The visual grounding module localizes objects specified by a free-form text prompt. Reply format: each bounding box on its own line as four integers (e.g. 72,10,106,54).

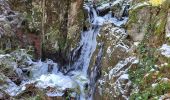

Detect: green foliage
129,42,156,79
130,82,170,100
128,41,160,99
128,7,170,97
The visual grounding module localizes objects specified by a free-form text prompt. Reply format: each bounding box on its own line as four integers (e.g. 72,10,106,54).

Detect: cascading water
0,0,130,100
72,5,102,73
70,1,129,99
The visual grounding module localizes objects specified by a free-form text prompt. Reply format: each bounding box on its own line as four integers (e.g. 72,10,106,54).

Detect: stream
0,0,131,100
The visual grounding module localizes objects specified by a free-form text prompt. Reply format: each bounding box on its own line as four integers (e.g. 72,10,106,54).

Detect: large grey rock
127,5,150,42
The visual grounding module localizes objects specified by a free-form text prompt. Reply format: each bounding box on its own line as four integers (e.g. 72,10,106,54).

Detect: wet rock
41,0,85,65
96,23,131,72
96,57,137,100
0,0,85,62
0,50,88,99
90,19,132,99
0,0,41,58
0,49,33,85
111,0,130,20
96,0,130,18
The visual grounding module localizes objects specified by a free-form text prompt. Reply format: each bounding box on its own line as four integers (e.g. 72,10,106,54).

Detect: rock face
1,0,170,99
0,0,85,65
91,0,170,99
41,0,84,66
98,23,130,68
126,0,170,100
127,6,150,42
86,0,134,99
0,50,88,100
0,1,22,54
93,22,133,100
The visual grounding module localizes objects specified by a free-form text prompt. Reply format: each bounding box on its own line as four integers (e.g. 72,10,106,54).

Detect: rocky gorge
0,0,170,100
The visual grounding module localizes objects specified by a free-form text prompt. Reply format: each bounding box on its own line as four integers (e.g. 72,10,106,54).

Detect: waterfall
71,1,129,99
0,0,130,100
70,5,104,99
73,7,102,74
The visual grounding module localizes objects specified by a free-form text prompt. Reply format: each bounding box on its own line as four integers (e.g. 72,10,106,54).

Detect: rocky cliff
0,0,84,66
1,0,170,100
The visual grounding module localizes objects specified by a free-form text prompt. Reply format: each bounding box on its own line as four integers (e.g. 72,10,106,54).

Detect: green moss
127,2,151,25
151,9,167,35
130,82,170,100
128,10,138,24
128,54,156,85
128,2,170,99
